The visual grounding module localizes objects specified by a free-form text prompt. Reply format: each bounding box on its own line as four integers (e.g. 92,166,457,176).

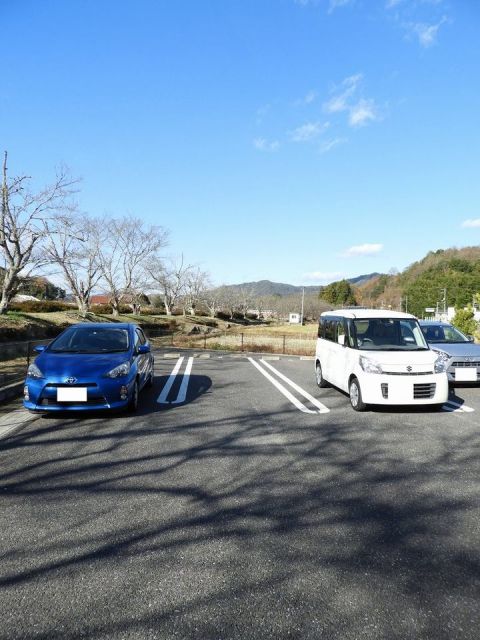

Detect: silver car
419,320,480,384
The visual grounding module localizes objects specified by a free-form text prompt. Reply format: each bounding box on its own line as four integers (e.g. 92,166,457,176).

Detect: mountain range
219,273,382,297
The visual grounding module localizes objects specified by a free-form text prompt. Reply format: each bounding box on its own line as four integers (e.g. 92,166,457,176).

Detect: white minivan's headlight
27,363,44,379
359,355,383,374
105,362,131,378
434,354,447,374
433,348,450,363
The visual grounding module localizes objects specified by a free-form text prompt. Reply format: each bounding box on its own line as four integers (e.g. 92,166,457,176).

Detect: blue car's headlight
27,363,44,379
105,362,131,378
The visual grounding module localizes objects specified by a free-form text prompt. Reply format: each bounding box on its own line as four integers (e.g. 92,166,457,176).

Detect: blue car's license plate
57,388,87,402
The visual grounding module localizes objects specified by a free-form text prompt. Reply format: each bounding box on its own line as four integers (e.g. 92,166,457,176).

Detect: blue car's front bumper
23,376,135,412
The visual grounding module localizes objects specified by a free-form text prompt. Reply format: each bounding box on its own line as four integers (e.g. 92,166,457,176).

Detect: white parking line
259,359,330,414
442,400,475,413
248,358,329,414
157,357,184,404
171,357,194,404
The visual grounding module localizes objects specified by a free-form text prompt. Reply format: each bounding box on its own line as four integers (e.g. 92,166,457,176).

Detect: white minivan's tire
315,361,329,388
349,377,367,412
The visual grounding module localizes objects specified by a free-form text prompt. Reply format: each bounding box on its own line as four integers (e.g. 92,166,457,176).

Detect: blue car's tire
127,380,139,412
146,366,154,388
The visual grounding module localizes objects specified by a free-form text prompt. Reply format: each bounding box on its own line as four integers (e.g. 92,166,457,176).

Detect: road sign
425,307,435,312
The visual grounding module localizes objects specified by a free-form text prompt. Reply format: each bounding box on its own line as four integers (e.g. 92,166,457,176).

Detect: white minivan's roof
320,308,416,320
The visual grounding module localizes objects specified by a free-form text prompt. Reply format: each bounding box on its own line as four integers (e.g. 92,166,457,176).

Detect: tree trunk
0,269,18,314
0,296,9,315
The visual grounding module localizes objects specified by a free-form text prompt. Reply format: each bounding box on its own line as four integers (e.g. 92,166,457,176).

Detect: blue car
23,323,154,412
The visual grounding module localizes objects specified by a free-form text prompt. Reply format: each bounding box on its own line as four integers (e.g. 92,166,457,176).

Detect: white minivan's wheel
349,377,367,412
315,361,329,388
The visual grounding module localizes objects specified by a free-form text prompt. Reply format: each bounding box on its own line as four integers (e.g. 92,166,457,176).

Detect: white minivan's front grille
413,383,436,399
384,371,433,376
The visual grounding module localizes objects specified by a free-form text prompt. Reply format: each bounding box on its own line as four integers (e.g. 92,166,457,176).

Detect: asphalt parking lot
1,348,480,639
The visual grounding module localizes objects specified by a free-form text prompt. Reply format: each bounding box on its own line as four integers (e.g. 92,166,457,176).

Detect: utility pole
300,286,305,325
441,288,447,315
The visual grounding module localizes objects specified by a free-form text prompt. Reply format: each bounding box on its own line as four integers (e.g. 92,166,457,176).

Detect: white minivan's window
353,318,428,351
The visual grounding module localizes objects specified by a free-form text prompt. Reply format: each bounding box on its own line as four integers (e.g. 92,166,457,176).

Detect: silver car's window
422,324,469,343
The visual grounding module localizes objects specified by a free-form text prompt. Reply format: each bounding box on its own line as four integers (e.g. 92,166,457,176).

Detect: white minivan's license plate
455,368,477,382
57,387,87,402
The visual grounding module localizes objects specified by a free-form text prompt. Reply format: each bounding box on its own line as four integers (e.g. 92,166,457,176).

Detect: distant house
289,313,301,324
90,294,111,305
12,294,40,302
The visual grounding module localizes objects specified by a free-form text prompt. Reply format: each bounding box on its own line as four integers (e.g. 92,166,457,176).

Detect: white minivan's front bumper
358,371,449,406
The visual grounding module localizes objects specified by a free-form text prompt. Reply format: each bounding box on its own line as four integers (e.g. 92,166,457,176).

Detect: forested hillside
354,247,480,317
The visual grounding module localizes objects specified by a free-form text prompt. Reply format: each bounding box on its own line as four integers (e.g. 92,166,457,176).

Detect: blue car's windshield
49,328,130,353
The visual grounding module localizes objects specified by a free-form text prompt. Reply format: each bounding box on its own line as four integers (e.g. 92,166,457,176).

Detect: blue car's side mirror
34,345,47,353
137,344,150,354
467,335,475,343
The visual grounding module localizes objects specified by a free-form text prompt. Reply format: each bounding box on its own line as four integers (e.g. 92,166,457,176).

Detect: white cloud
385,0,404,8
348,98,378,127
303,271,344,283
328,0,354,12
343,243,383,257
406,16,447,48
253,137,280,152
461,219,480,228
324,75,379,129
289,121,330,142
255,104,271,125
294,90,318,106
324,73,363,114
319,137,347,153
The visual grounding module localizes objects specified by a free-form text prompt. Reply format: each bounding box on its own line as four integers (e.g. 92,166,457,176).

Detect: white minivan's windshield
353,318,428,351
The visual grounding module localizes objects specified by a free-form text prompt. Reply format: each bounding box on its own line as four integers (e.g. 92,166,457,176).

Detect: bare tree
237,286,255,319
146,255,192,316
0,152,76,314
97,215,168,316
181,267,210,316
43,212,102,316
202,285,226,319
216,286,241,320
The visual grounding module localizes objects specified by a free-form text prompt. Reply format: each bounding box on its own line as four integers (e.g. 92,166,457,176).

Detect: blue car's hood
35,351,131,379
429,342,480,358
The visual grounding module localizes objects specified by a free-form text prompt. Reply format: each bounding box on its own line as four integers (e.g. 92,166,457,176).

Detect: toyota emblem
65,377,77,384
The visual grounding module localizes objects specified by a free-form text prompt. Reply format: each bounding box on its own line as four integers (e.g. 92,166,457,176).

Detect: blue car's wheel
127,380,139,412
146,365,154,388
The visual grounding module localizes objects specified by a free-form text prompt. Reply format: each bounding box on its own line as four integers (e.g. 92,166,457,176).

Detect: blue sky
1,0,479,287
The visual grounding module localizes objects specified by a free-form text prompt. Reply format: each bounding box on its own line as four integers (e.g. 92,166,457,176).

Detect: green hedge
9,300,72,312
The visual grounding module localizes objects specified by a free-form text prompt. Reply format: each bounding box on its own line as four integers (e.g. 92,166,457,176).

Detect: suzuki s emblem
65,377,77,384
406,366,412,372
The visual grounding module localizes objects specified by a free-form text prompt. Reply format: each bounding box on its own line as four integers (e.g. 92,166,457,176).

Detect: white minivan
315,309,449,411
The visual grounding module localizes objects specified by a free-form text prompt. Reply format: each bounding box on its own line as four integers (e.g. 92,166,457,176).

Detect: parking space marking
171,357,194,404
157,357,184,404
259,359,330,414
442,400,475,413
248,357,329,414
